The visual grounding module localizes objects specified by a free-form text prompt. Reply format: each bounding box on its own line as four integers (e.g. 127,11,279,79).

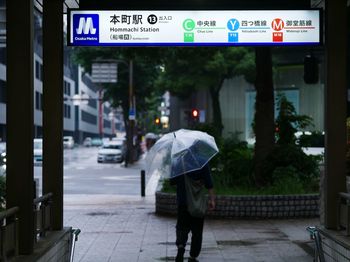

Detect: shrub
260,144,320,189
265,167,306,194
213,134,254,188
275,94,313,145
298,131,324,147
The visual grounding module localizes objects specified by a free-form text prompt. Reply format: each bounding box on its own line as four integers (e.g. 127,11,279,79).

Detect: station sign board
68,10,321,46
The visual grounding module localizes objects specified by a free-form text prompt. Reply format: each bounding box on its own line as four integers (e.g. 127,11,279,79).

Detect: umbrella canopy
146,129,219,178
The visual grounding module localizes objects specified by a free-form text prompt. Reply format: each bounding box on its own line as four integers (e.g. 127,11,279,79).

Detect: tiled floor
64,195,317,262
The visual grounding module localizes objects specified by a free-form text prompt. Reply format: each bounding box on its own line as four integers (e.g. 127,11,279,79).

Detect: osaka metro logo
73,14,99,45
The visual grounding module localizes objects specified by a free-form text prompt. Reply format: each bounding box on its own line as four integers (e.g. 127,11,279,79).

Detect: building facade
0,6,123,143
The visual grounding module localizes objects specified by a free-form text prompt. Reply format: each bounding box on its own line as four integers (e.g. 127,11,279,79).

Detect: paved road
34,146,149,196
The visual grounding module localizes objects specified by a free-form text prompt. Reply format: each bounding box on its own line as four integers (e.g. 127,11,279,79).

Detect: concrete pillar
42,0,63,230
6,0,35,254
324,0,348,228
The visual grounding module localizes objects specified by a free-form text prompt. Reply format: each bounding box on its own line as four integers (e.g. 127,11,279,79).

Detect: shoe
175,247,185,262
188,257,199,262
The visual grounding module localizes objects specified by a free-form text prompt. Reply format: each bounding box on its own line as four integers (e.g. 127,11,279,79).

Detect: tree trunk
254,47,275,186
209,85,223,137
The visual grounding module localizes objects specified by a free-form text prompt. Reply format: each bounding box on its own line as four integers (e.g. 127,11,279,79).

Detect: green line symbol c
183,19,195,31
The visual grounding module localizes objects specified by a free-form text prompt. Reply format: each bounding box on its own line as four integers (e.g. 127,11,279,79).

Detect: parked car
91,137,103,147
111,137,127,159
97,141,124,163
102,137,110,145
83,137,92,147
33,138,43,165
63,136,75,149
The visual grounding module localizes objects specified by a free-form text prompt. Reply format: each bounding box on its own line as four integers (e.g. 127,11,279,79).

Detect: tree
156,47,254,136
275,94,313,145
72,47,163,132
253,47,275,186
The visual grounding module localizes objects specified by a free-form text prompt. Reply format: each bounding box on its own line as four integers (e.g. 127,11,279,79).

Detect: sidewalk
64,194,317,262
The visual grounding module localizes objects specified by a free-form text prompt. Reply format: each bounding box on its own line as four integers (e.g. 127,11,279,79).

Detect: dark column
6,0,34,254
43,0,63,230
324,0,348,228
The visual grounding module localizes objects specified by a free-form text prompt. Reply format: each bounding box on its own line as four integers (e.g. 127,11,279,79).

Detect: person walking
170,164,215,262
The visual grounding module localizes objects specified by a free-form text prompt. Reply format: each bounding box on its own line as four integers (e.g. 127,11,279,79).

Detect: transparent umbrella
146,129,219,178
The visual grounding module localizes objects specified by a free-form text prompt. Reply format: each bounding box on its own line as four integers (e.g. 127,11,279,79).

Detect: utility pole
127,60,135,165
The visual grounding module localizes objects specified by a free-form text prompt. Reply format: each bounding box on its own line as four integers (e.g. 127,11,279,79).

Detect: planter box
156,191,320,218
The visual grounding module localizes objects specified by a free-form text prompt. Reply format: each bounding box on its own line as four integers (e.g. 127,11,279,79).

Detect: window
81,110,97,125
245,89,300,140
35,60,43,81
104,119,111,128
88,98,97,108
0,48,6,65
64,80,71,96
64,104,71,119
35,91,43,111
0,80,6,103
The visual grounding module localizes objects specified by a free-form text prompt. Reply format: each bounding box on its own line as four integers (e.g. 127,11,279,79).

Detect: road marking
101,176,137,181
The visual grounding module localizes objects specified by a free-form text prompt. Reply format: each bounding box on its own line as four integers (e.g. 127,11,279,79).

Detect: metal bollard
141,170,145,197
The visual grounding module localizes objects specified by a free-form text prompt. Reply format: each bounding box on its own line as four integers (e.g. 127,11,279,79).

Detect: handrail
338,192,350,236
33,193,53,240
339,192,350,200
306,226,325,262
0,207,19,221
33,192,53,205
0,206,19,260
69,228,81,262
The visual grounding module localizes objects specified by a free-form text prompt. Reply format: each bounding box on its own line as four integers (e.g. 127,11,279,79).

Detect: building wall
220,77,251,140
77,66,99,136
275,65,324,131
219,65,325,142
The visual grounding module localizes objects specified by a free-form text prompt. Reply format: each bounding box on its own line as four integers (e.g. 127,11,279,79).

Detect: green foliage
263,168,306,195
161,178,176,193
72,47,163,123
275,94,313,145
213,134,254,188
260,144,320,190
156,47,254,97
192,123,223,146
156,47,255,136
298,131,324,147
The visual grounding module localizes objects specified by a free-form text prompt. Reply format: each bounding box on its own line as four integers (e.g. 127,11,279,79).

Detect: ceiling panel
34,0,79,13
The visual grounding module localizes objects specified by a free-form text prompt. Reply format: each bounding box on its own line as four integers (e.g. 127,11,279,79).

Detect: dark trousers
176,205,204,258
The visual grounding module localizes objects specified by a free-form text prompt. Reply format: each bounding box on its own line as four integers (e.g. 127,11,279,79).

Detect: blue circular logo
227,19,240,31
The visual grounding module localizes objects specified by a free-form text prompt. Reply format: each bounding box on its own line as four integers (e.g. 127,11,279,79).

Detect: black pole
141,170,146,197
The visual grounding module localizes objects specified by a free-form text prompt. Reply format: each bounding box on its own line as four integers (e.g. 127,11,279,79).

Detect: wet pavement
64,194,317,262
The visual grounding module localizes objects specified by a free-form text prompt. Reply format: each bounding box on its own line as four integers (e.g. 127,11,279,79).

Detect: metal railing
69,228,81,262
33,193,53,241
0,206,19,262
337,192,350,236
307,226,325,262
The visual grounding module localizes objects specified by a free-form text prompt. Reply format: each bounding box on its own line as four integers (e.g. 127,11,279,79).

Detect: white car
97,141,124,163
33,138,43,165
63,136,75,149
83,137,92,147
